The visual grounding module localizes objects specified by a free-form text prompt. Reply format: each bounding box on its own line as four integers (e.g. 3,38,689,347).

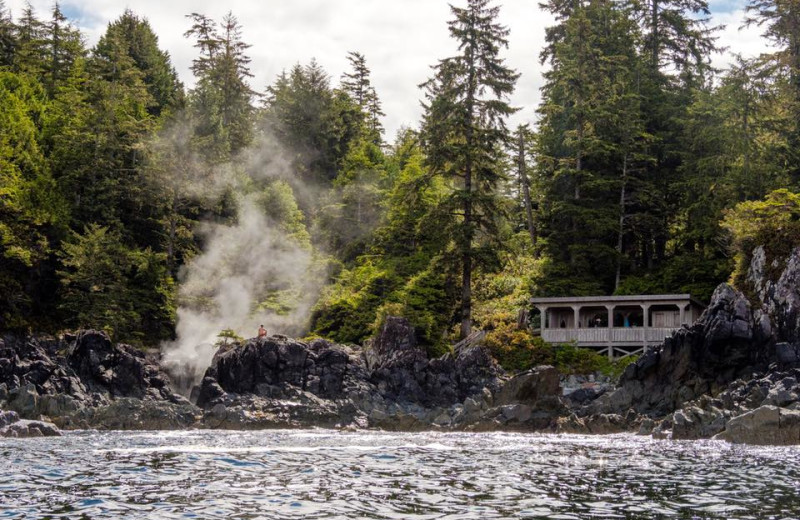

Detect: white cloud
7,0,776,138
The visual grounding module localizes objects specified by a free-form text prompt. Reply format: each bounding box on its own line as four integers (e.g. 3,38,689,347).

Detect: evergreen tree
185,11,254,159
420,0,518,337
42,3,85,97
95,10,183,116
0,71,65,329
632,0,717,77
536,0,653,293
746,0,800,185
341,51,384,142
0,0,15,67
57,224,174,340
13,2,46,76
264,60,361,186
510,124,537,250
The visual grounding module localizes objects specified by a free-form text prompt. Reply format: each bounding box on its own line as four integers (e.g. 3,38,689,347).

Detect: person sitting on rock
258,325,267,338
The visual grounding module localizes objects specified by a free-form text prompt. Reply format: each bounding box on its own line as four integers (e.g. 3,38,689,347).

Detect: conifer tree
421,0,518,337
96,10,183,116
14,3,46,76
632,0,717,77
511,125,537,249
43,3,84,97
0,0,15,67
185,11,254,159
264,60,361,185
341,51,384,142
537,0,653,292
746,0,800,185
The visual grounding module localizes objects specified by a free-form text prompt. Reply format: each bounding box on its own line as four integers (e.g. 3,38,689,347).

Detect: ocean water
0,429,798,519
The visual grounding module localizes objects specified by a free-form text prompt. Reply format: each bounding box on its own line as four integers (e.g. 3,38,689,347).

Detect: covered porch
529,294,704,360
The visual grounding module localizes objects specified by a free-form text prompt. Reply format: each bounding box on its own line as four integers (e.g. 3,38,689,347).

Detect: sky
8,0,774,140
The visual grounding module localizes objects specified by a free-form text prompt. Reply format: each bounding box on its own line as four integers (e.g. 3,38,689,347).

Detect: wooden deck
541,327,677,359
542,327,675,345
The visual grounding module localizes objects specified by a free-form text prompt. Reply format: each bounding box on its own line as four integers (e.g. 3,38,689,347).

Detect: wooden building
529,294,706,360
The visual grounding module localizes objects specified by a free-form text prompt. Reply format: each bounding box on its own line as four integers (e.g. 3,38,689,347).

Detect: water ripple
0,431,798,519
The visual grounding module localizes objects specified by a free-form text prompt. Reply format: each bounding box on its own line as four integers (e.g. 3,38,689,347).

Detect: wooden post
641,303,650,352
572,305,581,329
537,306,548,332
606,304,615,360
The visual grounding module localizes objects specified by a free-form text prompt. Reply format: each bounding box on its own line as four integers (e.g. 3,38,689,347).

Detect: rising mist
156,124,325,394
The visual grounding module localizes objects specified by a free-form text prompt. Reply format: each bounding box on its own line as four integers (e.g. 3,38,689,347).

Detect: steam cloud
157,125,323,394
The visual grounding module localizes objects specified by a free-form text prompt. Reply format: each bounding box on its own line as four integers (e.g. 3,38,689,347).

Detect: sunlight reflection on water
1,430,798,519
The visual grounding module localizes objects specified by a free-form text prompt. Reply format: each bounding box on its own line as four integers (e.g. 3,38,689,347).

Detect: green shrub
721,189,800,287
553,343,638,379
484,321,553,371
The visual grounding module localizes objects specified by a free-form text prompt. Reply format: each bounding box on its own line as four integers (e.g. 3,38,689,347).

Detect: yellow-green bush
721,189,800,287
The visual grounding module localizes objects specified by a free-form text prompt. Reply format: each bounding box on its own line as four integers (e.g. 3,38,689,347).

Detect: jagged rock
637,418,656,435
68,330,179,402
7,384,39,416
594,280,772,419
367,317,439,405
714,405,800,445
0,331,197,429
566,385,607,404
671,402,729,440
765,248,800,347
499,404,532,423
196,318,505,430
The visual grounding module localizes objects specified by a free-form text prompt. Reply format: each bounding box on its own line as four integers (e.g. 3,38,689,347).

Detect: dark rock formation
568,245,800,443
7,247,799,441
0,330,197,429
194,318,548,431
603,283,765,417
367,319,501,406
0,321,560,432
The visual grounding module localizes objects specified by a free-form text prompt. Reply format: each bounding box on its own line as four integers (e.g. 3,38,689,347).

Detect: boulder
0,410,19,428
597,280,770,418
0,411,60,437
7,384,39,417
495,365,560,406
68,330,177,401
714,405,800,445
671,403,729,440
776,343,800,365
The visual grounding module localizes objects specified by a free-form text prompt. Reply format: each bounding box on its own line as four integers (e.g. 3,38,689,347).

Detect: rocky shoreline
3,245,800,444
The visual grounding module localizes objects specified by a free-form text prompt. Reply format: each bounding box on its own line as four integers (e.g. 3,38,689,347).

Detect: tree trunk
651,0,659,70
518,131,537,249
167,194,177,274
615,154,628,291
461,25,477,339
462,128,474,338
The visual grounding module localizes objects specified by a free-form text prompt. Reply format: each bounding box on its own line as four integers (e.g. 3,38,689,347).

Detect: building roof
529,294,705,307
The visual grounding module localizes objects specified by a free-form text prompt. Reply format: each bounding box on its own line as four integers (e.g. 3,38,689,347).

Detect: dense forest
1,0,799,367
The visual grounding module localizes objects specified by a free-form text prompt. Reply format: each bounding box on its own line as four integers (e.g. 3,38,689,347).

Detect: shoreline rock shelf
2,245,800,445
